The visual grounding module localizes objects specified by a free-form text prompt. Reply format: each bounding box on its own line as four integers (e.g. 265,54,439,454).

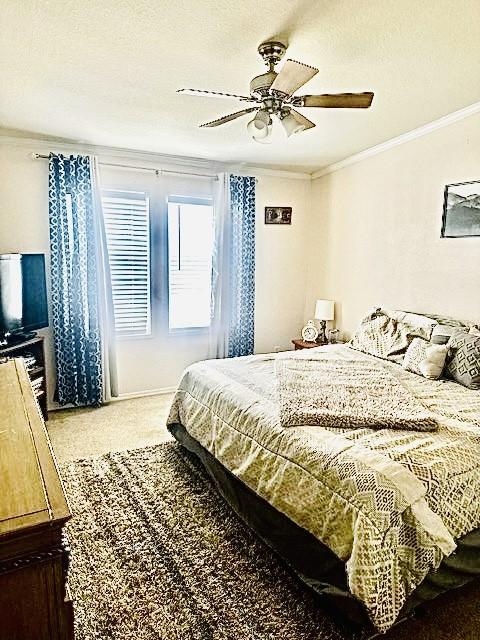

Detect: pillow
424,314,468,328
431,324,467,345
403,338,448,379
388,310,437,340
469,326,480,337
350,309,417,361
446,333,480,390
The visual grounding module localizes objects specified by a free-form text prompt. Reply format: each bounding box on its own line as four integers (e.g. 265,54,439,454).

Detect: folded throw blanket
276,356,438,431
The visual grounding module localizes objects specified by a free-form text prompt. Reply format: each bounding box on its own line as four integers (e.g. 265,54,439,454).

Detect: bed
167,331,480,635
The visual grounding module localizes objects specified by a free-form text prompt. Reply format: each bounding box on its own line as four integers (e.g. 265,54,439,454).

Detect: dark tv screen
0,254,48,336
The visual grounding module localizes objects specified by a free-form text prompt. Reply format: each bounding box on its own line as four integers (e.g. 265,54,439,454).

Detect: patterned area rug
61,442,480,640
61,442,347,640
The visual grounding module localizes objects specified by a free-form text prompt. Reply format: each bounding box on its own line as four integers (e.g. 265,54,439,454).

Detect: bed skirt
169,422,480,635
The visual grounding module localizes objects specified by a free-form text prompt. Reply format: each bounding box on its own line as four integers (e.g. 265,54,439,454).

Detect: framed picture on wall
265,206,292,225
441,180,480,238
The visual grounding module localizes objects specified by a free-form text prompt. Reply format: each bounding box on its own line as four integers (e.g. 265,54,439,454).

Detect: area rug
61,442,480,640
61,442,347,640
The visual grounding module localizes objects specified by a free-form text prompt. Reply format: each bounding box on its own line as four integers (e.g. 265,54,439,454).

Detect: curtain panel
48,154,116,406
209,174,256,359
228,175,256,357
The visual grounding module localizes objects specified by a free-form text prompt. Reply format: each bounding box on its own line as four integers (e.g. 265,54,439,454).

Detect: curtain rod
31,153,218,180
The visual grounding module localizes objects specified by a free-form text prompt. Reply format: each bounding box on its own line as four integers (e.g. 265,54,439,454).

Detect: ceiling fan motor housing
250,70,277,98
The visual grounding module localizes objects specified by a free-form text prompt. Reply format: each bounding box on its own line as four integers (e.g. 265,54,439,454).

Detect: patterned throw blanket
276,356,438,431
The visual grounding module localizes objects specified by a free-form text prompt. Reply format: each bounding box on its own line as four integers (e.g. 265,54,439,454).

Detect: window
102,190,151,336
168,197,214,330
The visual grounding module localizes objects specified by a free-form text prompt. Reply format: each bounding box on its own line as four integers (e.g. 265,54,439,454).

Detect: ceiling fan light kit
247,109,273,143
178,41,374,143
280,111,306,137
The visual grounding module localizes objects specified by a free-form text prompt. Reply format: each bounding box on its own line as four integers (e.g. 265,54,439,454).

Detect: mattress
167,344,480,632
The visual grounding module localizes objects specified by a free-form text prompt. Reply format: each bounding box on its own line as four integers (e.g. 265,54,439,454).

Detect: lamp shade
314,299,334,321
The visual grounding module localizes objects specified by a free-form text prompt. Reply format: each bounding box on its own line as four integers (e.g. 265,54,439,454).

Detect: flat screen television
0,254,48,341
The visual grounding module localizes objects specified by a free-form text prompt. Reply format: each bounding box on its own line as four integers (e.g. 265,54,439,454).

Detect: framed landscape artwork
265,206,292,225
441,180,480,238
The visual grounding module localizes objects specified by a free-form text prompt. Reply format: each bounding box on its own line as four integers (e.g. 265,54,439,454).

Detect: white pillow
403,338,448,380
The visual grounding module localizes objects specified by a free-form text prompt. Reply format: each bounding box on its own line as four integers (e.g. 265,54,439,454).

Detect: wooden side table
292,339,323,350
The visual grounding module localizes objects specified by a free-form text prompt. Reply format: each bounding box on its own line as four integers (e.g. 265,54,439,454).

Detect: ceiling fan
177,41,374,143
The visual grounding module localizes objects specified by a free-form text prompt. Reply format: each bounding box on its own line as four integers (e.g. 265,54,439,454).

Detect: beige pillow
388,310,437,339
350,309,412,361
350,308,435,362
403,338,448,379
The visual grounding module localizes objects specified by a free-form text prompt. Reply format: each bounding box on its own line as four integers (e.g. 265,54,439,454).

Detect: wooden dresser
0,359,73,640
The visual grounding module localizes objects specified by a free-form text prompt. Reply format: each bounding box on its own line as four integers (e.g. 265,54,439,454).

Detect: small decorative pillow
403,338,448,379
447,333,480,390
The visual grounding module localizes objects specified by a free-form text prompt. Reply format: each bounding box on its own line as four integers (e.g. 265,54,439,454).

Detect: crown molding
0,134,310,180
311,100,480,180
226,164,310,180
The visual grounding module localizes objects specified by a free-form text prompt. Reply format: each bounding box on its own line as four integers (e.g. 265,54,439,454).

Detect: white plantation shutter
102,190,151,336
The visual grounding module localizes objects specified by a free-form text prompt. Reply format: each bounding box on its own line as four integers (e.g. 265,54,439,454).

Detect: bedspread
167,345,480,632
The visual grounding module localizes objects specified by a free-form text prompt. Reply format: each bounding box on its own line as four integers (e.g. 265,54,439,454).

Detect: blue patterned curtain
227,175,256,357
48,154,103,406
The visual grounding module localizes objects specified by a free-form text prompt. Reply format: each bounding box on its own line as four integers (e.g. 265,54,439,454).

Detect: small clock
301,320,318,343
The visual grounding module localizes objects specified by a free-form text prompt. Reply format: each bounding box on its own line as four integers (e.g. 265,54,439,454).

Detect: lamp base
315,320,328,345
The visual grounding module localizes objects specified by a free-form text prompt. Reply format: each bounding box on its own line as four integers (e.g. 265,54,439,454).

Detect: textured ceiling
1,0,479,172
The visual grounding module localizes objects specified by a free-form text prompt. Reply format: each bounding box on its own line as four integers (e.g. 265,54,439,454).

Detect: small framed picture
441,180,480,238
265,206,292,225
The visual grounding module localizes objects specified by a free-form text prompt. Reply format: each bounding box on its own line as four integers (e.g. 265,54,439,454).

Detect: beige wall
0,145,55,399
4,108,477,401
305,112,480,339
0,143,310,400
255,176,310,354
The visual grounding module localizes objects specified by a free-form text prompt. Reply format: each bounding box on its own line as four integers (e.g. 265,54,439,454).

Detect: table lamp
314,299,334,344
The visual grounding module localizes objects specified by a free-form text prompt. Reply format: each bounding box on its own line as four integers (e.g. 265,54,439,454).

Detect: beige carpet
47,394,174,462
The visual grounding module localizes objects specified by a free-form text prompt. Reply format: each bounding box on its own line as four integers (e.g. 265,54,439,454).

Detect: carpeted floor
47,394,174,461
60,442,480,640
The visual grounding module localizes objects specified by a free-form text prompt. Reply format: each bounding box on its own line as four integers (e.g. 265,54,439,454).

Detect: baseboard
47,386,176,413
112,387,177,401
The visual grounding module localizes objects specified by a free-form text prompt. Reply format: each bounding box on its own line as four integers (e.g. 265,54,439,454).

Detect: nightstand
292,339,323,350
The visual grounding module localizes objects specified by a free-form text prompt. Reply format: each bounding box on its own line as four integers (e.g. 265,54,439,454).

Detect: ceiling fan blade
200,108,257,128
177,88,254,101
297,92,374,108
290,109,316,131
270,59,319,96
